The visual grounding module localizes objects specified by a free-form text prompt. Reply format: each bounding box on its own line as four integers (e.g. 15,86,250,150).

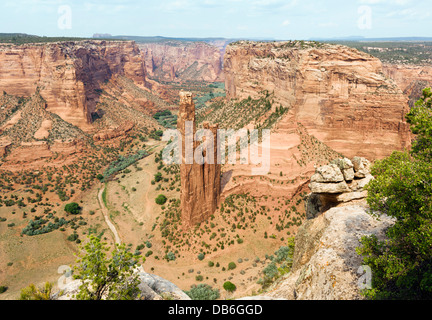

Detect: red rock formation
178,91,221,228
224,41,411,160
93,121,134,141
0,40,149,131
383,64,432,107
139,41,223,82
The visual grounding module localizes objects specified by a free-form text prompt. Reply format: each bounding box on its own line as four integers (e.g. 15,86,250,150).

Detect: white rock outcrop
265,204,394,300
52,267,191,300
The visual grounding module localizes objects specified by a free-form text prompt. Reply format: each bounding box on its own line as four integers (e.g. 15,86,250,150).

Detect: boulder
332,158,355,181
352,157,371,178
311,164,345,183
309,181,350,194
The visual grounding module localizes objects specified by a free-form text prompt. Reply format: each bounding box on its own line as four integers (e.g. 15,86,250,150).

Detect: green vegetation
155,194,168,205
21,216,69,236
153,110,177,129
0,33,97,45
332,41,432,65
259,238,295,289
223,281,237,293
0,286,7,294
73,236,142,300
184,284,220,300
198,253,205,261
64,202,81,215
19,282,52,300
102,150,149,181
228,262,237,270
357,88,432,300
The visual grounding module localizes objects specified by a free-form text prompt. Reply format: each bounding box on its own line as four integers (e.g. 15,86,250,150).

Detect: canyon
0,37,430,300
0,40,149,131
224,41,411,161
383,63,432,107
139,41,223,83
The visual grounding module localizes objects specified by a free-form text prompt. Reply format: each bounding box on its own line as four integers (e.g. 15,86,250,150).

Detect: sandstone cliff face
0,40,148,130
178,92,221,228
139,41,223,82
224,41,411,160
383,64,432,107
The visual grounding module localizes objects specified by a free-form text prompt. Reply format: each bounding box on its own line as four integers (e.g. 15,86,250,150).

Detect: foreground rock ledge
264,203,394,300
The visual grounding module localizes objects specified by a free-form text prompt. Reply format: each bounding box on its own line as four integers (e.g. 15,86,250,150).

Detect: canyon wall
178,91,221,228
224,41,411,161
383,64,432,107
139,41,223,82
0,40,148,130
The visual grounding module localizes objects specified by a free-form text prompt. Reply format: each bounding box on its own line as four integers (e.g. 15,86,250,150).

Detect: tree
73,236,142,300
223,281,236,293
406,87,432,162
228,262,237,270
155,194,167,205
154,172,163,183
198,253,205,261
64,202,81,215
357,88,432,300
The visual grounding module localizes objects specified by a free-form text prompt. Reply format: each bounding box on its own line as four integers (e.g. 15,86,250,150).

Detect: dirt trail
97,187,121,245
140,169,154,221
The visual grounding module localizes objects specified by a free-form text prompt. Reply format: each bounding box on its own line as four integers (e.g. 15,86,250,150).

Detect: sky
0,0,431,40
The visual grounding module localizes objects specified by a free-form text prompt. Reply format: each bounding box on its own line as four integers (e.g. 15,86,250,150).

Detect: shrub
195,275,204,282
166,252,176,261
228,262,236,270
67,233,79,242
154,172,163,183
155,195,167,205
19,282,52,300
198,253,205,261
223,281,236,293
185,284,220,300
208,261,215,267
0,286,7,294
64,202,81,215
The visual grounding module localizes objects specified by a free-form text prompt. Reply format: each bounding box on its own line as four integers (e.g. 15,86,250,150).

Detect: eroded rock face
224,41,411,160
139,41,223,82
178,92,221,229
265,204,394,300
383,64,432,108
0,40,149,131
307,157,374,218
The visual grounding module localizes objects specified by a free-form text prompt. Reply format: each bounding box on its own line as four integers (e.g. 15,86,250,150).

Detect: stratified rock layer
178,92,221,228
383,64,432,107
139,41,223,82
0,40,149,130
224,41,411,160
